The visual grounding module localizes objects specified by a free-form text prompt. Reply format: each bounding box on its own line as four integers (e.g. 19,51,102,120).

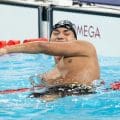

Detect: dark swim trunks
29,84,96,98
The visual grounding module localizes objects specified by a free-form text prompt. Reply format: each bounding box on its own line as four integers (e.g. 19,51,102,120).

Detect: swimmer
0,20,100,101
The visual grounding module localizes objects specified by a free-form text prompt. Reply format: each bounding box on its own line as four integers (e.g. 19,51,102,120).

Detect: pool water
0,54,120,120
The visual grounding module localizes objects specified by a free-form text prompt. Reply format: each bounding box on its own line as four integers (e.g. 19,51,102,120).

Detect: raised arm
0,40,96,57
42,40,96,57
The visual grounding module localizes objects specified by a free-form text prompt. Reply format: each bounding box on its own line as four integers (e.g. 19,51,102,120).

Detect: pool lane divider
0,85,45,94
0,38,48,48
0,81,120,94
110,81,120,90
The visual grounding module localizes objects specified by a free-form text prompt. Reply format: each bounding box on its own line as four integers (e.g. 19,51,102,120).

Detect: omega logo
75,25,101,39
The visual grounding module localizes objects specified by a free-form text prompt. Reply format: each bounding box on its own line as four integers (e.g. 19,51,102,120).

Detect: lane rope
0,81,119,94
0,85,45,94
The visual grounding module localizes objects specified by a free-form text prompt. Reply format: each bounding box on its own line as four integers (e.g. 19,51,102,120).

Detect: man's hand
0,48,7,56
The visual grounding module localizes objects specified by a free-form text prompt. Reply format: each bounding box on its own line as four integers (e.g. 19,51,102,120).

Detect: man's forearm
0,42,43,55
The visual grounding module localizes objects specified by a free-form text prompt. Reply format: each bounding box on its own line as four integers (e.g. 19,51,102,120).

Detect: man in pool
0,20,100,101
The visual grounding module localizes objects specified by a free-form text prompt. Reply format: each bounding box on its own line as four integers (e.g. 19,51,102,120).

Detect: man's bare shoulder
75,39,93,45
74,40,97,56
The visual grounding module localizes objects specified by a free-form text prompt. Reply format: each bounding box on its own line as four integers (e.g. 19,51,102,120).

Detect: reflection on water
0,54,120,120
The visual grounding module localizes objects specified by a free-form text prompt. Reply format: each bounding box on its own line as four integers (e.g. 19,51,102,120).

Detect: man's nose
57,33,64,40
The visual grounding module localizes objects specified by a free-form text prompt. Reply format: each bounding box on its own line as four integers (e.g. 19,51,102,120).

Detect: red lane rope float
23,38,48,43
7,40,20,46
0,40,20,48
0,40,6,48
0,38,48,48
0,85,45,94
110,81,120,90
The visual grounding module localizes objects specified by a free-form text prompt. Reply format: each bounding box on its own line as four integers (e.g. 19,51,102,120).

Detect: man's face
50,27,76,42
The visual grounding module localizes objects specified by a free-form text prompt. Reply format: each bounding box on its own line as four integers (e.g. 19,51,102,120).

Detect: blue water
0,54,120,120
